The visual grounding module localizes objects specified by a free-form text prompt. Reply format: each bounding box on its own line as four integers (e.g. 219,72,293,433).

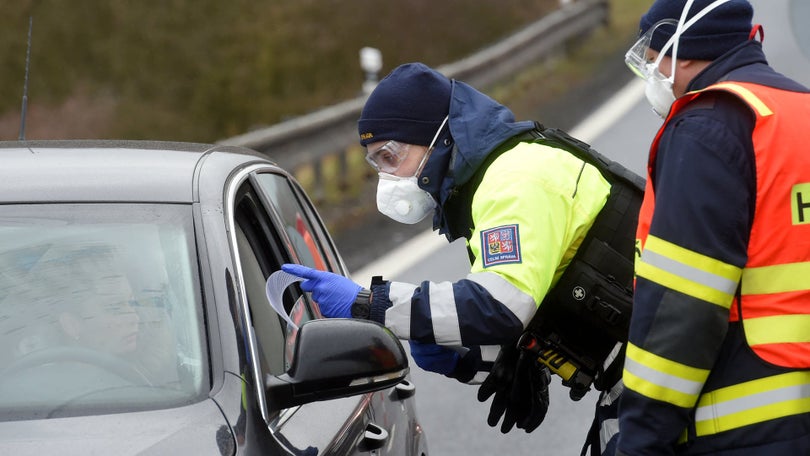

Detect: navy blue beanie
640,0,753,60
358,62,451,147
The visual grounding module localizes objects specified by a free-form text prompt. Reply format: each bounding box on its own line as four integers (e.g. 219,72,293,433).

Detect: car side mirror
265,318,409,411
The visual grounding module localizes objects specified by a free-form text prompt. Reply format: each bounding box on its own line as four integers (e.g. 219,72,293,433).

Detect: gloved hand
281,264,361,318
510,348,551,433
477,343,551,433
408,340,460,376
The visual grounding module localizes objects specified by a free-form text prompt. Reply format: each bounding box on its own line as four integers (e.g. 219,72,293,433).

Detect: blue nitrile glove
281,264,362,318
408,340,460,376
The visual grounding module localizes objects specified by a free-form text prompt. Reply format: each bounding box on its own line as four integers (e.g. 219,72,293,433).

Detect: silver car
0,140,428,455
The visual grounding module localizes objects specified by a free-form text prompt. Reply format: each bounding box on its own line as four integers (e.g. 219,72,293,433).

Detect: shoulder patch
481,224,522,268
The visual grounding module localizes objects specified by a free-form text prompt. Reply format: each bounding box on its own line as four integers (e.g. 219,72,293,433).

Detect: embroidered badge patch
481,224,522,268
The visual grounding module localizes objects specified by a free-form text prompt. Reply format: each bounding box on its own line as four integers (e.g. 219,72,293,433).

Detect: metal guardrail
219,0,609,174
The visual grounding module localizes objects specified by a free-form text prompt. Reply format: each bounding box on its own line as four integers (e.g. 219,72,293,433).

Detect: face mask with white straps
374,116,448,224
625,0,734,117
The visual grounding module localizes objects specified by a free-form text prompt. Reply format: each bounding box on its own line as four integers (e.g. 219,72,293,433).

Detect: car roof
0,140,273,204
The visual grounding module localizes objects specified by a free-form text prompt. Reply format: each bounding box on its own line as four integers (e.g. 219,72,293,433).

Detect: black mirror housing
265,318,408,411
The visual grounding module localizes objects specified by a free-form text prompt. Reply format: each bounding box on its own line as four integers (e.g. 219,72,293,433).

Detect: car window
0,204,207,421
232,170,357,413
232,180,315,378
252,173,342,273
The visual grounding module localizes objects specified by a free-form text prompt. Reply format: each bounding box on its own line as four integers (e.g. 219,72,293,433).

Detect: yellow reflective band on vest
744,314,810,345
706,82,773,117
694,371,810,436
623,342,709,408
636,235,742,308
740,263,810,352
741,262,810,295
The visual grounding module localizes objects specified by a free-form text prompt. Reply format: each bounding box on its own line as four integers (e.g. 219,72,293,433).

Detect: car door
229,168,404,455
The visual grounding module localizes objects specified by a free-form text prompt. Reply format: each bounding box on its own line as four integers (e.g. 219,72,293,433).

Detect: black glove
477,344,551,433
512,347,551,432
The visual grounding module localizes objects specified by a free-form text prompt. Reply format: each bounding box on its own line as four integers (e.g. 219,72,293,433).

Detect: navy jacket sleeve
617,93,755,454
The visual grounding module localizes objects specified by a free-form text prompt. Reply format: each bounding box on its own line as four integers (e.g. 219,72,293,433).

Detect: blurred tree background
0,0,562,142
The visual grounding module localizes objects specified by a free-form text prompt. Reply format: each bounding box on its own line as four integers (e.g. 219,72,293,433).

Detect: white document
264,270,304,330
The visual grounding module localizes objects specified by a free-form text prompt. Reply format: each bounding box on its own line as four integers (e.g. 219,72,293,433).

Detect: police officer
282,62,612,434
618,0,810,454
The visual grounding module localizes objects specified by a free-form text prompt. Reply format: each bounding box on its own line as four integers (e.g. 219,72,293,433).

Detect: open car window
0,204,207,420
233,179,316,380
232,171,349,395
252,173,342,274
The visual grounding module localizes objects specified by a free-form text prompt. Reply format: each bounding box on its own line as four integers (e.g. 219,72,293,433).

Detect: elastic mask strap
654,0,732,76
415,115,449,177
667,0,695,78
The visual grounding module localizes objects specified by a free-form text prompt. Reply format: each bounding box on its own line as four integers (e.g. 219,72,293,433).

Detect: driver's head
47,245,141,355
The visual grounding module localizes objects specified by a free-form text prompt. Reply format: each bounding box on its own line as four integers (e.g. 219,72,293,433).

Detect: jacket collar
686,40,807,93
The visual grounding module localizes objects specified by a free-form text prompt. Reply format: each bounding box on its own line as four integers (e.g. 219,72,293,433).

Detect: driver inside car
57,271,141,357
0,244,164,409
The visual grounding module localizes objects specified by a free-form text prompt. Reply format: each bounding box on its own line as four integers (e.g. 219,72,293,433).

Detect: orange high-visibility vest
636,81,810,368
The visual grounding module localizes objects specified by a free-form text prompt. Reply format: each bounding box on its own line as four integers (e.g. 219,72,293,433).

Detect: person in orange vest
618,0,810,454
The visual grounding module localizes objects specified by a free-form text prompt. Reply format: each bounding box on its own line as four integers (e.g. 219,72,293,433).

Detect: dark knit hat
358,62,451,147
640,0,753,60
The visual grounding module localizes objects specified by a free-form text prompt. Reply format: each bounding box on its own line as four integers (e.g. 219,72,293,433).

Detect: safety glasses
624,19,678,80
625,0,733,80
365,140,412,174
365,115,450,175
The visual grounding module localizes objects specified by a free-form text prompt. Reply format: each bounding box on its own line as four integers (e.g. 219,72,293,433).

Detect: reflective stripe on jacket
383,141,610,349
640,81,810,369
629,81,810,448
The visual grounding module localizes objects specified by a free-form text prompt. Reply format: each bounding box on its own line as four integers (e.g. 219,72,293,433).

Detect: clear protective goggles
365,140,412,174
624,19,678,80
364,115,450,175
625,0,734,80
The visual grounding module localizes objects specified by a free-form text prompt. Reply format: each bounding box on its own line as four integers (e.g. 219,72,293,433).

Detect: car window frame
249,172,346,276
224,164,349,425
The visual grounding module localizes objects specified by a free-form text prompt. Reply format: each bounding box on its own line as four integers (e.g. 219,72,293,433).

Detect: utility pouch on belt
520,123,644,401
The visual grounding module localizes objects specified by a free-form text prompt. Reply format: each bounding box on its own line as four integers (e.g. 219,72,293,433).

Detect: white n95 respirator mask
376,173,436,224
373,115,448,224
645,74,677,118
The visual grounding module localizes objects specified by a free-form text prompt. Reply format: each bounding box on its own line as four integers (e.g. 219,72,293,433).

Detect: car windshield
0,204,207,420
